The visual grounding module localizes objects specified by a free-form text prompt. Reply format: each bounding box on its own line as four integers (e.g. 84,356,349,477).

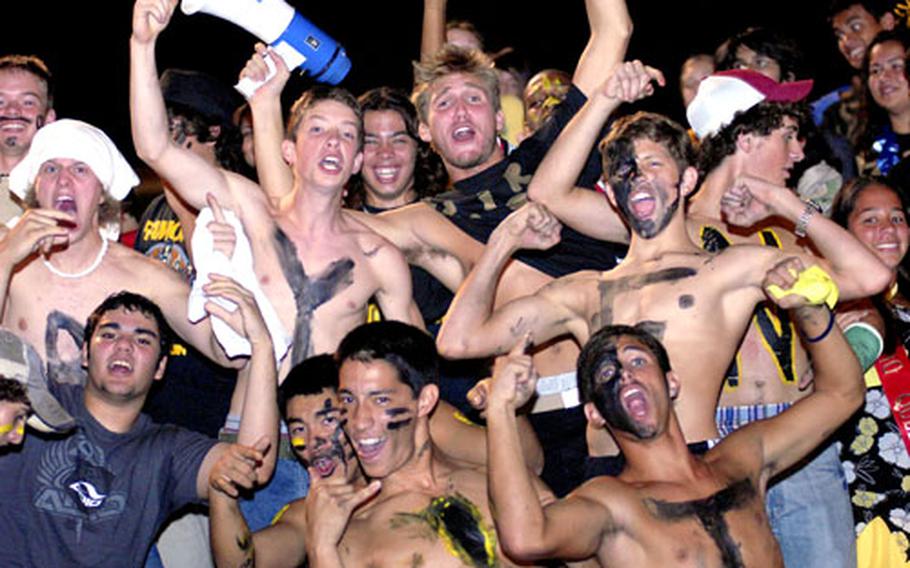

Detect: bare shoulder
343,211,408,263
573,475,634,506
273,496,310,530
107,243,183,280
539,270,602,306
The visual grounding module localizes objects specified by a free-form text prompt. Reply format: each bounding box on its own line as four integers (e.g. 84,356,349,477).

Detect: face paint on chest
645,479,757,568
391,492,499,567
46,310,88,386
607,138,681,239
273,228,356,364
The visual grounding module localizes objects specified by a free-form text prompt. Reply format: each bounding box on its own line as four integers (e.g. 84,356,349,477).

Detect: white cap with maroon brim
686,69,813,140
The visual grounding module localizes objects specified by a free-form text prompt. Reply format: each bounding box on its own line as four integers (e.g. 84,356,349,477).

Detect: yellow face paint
0,423,13,434
15,424,24,437
291,437,306,450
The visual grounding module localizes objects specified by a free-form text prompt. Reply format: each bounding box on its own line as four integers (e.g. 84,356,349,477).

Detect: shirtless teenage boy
0,119,232,385
485,284,863,567
304,321,554,568
438,63,888,457
130,0,422,379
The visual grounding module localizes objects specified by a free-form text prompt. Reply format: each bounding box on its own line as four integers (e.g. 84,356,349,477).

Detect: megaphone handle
235,47,306,99
235,51,278,99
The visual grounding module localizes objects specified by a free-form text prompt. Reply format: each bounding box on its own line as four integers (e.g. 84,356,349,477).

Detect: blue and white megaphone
181,0,351,97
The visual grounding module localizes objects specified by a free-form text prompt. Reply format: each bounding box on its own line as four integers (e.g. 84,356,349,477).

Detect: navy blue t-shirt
0,384,217,567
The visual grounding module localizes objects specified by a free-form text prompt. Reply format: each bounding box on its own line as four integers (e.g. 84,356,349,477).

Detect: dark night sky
5,1,844,168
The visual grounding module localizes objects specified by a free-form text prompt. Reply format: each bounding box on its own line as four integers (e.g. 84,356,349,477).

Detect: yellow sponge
766,265,838,309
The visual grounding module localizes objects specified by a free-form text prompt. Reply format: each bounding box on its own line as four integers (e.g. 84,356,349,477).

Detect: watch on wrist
794,200,822,238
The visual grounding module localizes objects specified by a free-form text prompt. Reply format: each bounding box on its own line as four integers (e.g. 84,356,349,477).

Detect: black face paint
300,398,352,478
678,294,695,309
645,479,756,568
46,310,87,386
385,407,414,431
607,138,680,239
590,344,656,439
273,228,355,364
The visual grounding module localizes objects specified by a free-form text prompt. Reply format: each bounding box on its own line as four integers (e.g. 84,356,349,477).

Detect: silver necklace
42,236,109,279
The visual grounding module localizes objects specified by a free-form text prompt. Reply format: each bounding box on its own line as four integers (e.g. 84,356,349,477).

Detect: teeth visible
452,126,474,140
358,437,382,446
630,192,651,203
321,156,341,171
622,387,642,402
111,360,132,371
374,167,398,182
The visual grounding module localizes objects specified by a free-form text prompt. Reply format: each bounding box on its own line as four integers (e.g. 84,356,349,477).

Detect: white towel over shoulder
187,207,290,365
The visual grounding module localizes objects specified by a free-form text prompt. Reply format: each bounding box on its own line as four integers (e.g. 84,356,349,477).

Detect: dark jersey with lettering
428,85,627,278
135,193,236,438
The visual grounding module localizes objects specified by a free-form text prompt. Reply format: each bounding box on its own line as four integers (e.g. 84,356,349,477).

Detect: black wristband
805,309,835,343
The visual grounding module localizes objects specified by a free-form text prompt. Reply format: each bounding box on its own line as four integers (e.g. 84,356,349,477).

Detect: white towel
188,207,290,365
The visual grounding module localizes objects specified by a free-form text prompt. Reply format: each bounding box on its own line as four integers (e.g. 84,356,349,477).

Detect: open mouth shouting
353,436,386,463
620,384,650,421
309,454,339,478
451,124,476,143
318,154,343,174
628,188,657,220
108,358,133,376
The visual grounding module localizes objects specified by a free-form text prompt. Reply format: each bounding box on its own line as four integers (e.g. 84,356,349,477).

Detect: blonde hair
411,45,500,123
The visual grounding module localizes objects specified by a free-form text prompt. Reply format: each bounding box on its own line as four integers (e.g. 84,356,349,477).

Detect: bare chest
4,261,129,378
590,264,708,342
341,490,514,568
253,227,382,361
606,479,780,568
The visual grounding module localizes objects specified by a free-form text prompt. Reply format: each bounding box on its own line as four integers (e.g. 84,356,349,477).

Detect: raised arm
528,62,664,243
242,44,295,207
731,259,864,480
420,0,447,62
722,175,892,300
436,203,586,359
486,340,611,561
197,276,280,499
130,0,246,211
140,259,237,367
573,0,633,96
